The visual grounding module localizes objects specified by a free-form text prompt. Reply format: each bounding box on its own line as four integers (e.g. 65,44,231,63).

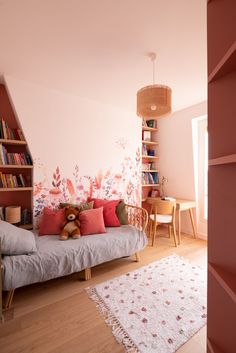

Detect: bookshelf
142,119,159,203
0,84,33,229
207,1,236,352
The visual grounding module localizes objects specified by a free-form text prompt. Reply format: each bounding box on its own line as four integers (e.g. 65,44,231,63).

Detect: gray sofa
1,204,148,309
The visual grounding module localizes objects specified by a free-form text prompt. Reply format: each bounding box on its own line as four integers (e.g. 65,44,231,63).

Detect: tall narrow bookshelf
141,119,159,204
207,1,236,352
0,84,33,229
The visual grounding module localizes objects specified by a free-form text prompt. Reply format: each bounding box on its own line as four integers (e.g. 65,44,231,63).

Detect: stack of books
21,208,32,225
142,172,158,184
0,144,32,165
0,172,27,188
0,118,24,140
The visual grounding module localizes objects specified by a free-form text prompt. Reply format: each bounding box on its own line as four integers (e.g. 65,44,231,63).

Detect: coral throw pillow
89,198,120,227
79,207,106,236
39,207,65,236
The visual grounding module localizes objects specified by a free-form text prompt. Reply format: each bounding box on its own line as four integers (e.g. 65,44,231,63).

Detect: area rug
86,254,207,353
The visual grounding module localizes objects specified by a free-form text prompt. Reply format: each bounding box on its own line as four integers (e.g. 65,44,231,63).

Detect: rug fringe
86,287,140,353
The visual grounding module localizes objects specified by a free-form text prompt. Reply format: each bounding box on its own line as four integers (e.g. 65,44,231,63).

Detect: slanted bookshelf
141,119,159,202
0,84,33,229
207,1,236,352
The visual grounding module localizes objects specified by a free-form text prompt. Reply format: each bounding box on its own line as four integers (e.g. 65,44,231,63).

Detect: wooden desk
145,198,197,244
175,199,196,244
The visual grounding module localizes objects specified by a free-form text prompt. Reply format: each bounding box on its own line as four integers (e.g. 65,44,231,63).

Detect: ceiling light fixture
137,53,172,118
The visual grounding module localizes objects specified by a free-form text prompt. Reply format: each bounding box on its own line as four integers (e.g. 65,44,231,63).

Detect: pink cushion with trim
79,207,106,235
89,198,120,227
39,207,65,235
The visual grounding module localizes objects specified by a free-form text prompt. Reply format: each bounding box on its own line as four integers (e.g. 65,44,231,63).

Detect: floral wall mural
34,147,141,222
5,76,142,226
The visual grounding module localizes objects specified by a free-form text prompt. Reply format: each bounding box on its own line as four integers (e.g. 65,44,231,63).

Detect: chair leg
172,222,178,247
168,225,171,238
152,222,158,247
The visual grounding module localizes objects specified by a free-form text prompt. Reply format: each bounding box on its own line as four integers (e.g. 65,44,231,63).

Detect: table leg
178,209,181,245
189,208,196,238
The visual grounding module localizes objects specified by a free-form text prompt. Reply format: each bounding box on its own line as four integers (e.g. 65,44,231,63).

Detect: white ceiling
0,0,207,113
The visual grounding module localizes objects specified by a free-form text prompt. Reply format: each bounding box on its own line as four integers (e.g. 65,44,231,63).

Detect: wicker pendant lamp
137,53,172,118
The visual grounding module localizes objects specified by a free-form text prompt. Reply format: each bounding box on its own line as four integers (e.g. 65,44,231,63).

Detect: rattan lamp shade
5,206,21,224
137,84,172,118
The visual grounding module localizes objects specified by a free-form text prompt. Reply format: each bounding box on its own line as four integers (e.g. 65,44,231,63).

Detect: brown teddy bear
60,206,81,240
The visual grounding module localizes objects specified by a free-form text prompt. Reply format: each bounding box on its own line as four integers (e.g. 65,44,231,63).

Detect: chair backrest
147,198,176,216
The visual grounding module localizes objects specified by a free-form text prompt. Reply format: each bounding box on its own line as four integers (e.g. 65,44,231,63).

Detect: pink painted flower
162,320,166,325
66,178,75,196
165,301,171,305
49,188,61,195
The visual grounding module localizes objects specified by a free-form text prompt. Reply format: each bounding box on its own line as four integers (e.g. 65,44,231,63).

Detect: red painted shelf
208,41,236,83
207,339,225,353
209,264,236,304
209,154,236,166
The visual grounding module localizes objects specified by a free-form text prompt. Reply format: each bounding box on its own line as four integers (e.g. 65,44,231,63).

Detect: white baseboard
181,227,207,241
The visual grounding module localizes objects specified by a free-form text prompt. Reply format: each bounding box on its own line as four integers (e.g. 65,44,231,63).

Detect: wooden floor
0,230,207,353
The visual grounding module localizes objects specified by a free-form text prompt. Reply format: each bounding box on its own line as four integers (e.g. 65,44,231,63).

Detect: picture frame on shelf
143,131,151,141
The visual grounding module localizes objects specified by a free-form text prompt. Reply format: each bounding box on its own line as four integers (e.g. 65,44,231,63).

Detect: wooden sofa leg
135,252,140,262
4,289,15,309
84,268,92,281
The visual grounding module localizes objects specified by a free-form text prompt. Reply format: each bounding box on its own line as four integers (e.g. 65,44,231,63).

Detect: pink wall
4,76,141,223
158,101,207,238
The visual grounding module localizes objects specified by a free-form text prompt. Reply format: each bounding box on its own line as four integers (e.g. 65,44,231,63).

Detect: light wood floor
0,230,207,353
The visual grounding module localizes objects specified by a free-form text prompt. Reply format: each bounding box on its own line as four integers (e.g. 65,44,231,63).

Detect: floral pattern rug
86,254,207,353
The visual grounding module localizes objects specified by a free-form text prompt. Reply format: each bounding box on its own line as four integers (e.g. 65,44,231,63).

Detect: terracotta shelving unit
141,121,159,203
207,1,236,352
0,84,33,229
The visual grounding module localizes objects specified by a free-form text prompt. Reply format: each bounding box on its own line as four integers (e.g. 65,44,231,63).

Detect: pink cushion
79,207,106,236
89,198,120,227
39,207,65,235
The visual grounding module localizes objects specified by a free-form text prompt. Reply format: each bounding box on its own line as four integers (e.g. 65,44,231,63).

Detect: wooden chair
147,198,178,247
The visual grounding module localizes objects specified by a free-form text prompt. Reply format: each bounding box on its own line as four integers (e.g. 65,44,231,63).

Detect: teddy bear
60,206,81,240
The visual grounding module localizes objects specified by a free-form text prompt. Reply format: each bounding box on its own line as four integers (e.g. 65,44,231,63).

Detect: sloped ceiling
0,0,207,112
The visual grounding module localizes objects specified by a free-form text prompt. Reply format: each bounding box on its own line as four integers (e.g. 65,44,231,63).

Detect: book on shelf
21,208,32,225
0,117,25,141
142,171,159,185
0,172,27,188
0,144,32,165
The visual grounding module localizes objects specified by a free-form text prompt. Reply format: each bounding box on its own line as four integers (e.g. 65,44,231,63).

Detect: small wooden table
175,199,197,244
145,198,197,244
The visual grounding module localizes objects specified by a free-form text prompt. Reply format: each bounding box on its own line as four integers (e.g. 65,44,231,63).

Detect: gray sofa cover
2,225,147,290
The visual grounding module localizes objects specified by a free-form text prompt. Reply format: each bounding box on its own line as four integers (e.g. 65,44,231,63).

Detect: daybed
1,204,148,309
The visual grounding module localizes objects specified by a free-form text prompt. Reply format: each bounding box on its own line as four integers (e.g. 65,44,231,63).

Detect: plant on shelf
160,176,168,198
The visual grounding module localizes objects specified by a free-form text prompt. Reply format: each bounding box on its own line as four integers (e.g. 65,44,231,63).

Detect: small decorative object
5,206,21,224
60,206,81,240
151,189,160,198
146,119,156,128
160,176,168,199
137,53,172,118
148,149,155,156
143,131,151,141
